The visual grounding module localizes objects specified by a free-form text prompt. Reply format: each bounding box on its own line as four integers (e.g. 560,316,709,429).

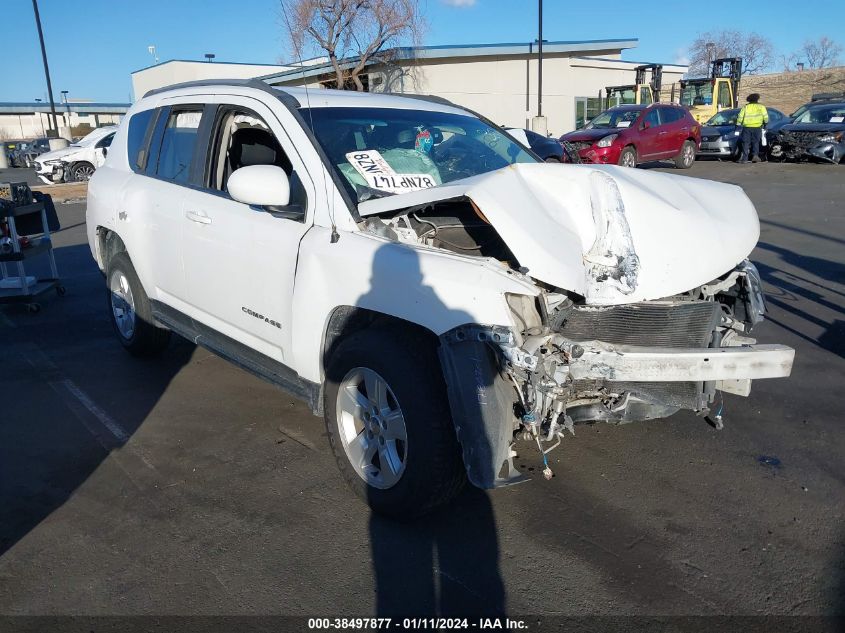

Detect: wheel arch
95,227,127,272
320,305,439,382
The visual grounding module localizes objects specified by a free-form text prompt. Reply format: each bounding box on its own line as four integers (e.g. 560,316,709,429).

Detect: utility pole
537,0,543,118
31,0,59,135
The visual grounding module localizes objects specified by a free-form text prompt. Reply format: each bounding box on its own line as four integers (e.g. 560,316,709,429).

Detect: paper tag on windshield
830,116,844,123
345,150,436,194
616,121,632,128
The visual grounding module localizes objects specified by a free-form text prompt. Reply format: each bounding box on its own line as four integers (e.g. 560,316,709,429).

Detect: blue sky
2,0,839,103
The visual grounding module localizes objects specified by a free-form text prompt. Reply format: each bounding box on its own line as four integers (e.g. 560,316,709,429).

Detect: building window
575,97,602,130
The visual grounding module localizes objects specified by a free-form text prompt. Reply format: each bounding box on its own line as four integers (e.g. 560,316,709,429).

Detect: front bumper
579,144,621,164
564,342,794,383
698,139,734,156
34,162,64,184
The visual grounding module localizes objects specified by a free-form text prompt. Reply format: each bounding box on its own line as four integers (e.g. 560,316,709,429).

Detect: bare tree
281,0,424,91
799,36,843,69
687,30,774,76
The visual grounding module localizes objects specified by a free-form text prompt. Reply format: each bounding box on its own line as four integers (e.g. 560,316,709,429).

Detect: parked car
33,126,117,183
506,127,581,163
559,104,701,168
18,137,51,167
86,80,793,517
4,140,29,167
769,101,845,163
505,127,564,161
698,107,789,160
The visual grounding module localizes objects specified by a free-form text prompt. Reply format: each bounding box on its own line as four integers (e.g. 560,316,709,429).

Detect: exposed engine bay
360,191,792,487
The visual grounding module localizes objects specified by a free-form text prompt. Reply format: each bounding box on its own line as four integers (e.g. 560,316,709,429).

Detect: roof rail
143,78,282,99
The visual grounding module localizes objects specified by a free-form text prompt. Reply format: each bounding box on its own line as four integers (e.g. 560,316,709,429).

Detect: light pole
35,98,46,135
706,42,715,69
148,45,158,64
537,0,543,118
61,90,70,129
31,0,59,135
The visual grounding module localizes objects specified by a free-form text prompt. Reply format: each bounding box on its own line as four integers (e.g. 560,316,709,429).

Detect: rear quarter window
126,109,155,173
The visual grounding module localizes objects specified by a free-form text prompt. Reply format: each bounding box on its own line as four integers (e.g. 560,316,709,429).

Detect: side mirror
102,147,108,157
228,165,303,220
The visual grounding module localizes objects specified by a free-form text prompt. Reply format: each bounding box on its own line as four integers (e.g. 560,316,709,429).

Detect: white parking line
58,379,130,443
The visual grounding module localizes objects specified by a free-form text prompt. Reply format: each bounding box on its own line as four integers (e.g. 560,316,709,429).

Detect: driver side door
180,96,316,366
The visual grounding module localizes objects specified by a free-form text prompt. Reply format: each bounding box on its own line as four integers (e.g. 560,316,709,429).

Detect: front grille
571,141,593,152
552,300,721,348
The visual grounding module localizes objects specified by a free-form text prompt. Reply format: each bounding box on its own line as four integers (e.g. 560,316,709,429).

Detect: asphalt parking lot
0,161,843,623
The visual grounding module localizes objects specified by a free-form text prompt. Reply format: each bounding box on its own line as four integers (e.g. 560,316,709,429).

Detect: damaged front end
357,163,794,488
439,260,794,488
770,129,845,163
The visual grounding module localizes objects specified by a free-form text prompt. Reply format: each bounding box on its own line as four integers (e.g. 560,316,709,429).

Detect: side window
126,109,155,173
642,108,661,129
207,108,305,212
155,109,202,184
96,132,115,149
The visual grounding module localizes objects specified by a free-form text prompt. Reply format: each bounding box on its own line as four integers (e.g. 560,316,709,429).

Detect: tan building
131,60,295,101
261,39,687,136
128,41,687,137
0,102,127,140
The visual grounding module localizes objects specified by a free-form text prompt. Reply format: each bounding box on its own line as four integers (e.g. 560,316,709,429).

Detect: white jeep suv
86,79,794,516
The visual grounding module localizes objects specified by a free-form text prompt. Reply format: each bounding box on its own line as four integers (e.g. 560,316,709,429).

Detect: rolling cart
0,181,65,313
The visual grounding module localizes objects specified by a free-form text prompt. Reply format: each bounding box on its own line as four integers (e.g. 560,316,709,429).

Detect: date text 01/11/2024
307,617,528,630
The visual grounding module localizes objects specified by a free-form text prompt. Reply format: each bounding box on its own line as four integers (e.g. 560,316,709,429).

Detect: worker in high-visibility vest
736,93,769,163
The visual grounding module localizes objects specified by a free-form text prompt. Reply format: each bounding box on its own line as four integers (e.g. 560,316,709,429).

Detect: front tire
71,161,95,182
106,252,170,357
618,146,637,168
323,327,466,517
675,140,696,169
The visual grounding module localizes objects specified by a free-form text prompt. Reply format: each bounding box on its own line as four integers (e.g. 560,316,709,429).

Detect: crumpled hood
35,146,81,163
701,124,735,137
358,163,760,305
560,128,623,143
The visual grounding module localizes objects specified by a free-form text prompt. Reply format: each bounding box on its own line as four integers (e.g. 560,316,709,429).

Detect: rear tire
675,140,696,169
618,146,637,168
323,327,466,518
106,252,170,357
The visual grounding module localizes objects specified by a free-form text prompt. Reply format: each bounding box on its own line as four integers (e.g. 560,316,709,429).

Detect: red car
560,104,701,169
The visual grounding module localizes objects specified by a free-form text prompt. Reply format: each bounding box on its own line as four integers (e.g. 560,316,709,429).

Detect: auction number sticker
345,150,436,194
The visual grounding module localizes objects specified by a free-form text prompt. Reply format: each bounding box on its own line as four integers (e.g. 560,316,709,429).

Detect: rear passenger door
120,103,204,308
180,95,315,366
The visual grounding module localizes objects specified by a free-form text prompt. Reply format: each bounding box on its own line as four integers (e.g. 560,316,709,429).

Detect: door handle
186,210,212,225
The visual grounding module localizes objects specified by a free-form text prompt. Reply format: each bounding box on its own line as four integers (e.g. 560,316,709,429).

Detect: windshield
793,104,845,124
585,108,641,129
606,86,636,106
680,81,713,107
301,107,537,202
73,128,111,147
705,109,739,126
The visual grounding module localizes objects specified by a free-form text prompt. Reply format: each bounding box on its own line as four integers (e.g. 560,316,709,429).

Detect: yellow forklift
676,58,742,124
601,64,663,109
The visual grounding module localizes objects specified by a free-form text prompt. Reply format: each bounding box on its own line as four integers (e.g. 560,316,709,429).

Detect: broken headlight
818,132,843,143
595,134,619,148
